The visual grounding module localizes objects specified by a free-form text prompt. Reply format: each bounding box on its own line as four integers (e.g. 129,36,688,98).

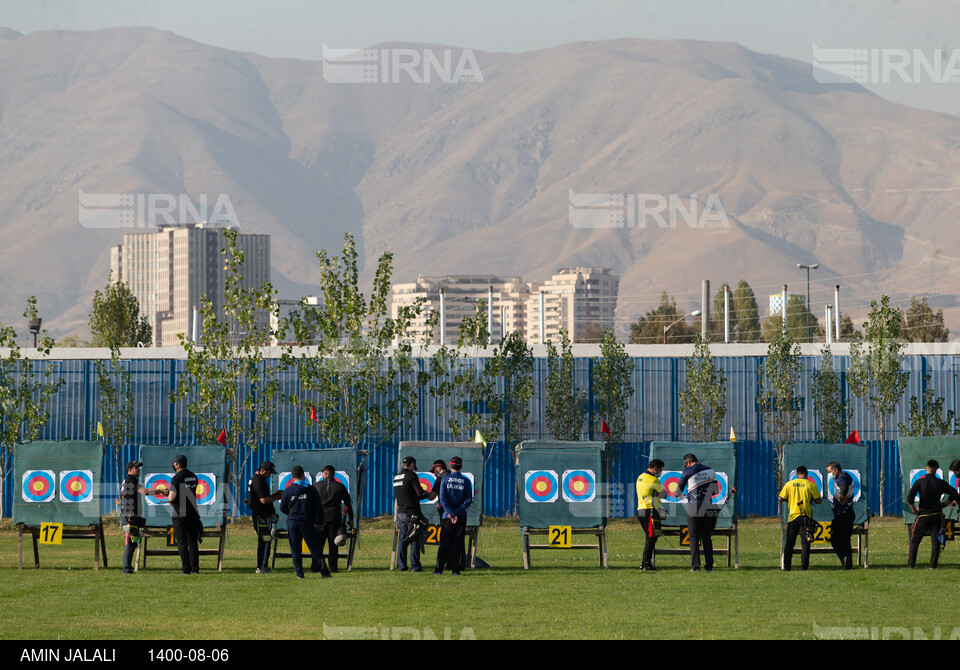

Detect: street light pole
797,263,819,342
663,309,702,344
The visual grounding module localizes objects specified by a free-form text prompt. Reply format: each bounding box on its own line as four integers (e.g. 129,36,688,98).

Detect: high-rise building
110,223,270,347
525,267,619,343
389,267,619,344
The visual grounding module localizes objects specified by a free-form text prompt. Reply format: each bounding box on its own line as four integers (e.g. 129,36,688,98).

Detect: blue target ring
195,473,216,506
22,470,56,503
524,470,559,503
562,469,596,503
335,471,350,492
59,469,94,503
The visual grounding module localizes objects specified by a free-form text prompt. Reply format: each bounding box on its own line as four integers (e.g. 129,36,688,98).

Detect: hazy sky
2,0,958,114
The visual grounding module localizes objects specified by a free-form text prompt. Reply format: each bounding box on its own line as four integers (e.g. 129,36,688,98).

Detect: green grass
0,516,957,640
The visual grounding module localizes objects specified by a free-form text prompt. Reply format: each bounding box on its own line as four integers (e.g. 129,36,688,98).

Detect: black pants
435,516,467,574
288,519,329,578
253,516,272,570
908,513,943,569
686,507,716,570
783,516,813,570
637,509,661,568
830,509,854,568
312,520,341,573
172,516,200,573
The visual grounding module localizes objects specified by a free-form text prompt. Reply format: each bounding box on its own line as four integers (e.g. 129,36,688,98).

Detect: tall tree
89,274,152,348
679,333,727,442
762,295,820,343
902,296,949,342
630,292,696,344
848,295,910,516
544,328,586,440
898,375,957,437
592,329,634,455
811,345,850,444
711,280,761,342
0,297,63,518
758,325,803,491
170,229,282,517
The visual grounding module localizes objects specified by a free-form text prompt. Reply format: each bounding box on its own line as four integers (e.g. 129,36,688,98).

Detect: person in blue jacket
279,466,331,579
434,456,473,575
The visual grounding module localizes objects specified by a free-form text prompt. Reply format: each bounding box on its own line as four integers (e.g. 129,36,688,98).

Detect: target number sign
679,527,691,546
811,522,832,543
548,525,572,548
944,521,956,542
425,525,442,545
166,527,177,547
39,522,63,545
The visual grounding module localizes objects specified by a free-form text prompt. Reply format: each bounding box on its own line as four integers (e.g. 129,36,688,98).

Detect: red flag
600,420,611,435
843,430,859,444
217,429,226,446
310,406,318,423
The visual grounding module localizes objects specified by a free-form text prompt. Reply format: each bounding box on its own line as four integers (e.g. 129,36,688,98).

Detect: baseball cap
171,454,188,467
402,456,417,467
259,461,276,474
125,461,143,471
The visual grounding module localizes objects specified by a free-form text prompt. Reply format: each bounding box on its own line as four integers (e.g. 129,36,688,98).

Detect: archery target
195,473,216,506
279,471,313,490
524,470,559,503
789,469,824,496
58,470,94,503
826,469,862,503
144,473,173,505
909,468,943,502
659,470,687,503
711,472,729,505
562,469,597,503
950,471,959,492
335,471,350,492
21,470,56,503
417,471,436,493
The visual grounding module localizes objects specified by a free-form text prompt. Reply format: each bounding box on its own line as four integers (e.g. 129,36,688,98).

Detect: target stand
272,524,361,572
521,525,608,569
17,524,108,571
779,518,870,569
389,524,480,571
652,523,739,569
135,524,227,572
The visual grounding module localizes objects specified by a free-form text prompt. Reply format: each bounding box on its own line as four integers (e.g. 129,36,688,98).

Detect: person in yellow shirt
636,459,665,571
778,466,822,571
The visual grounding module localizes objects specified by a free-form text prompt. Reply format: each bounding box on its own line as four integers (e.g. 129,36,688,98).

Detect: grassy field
1,516,958,640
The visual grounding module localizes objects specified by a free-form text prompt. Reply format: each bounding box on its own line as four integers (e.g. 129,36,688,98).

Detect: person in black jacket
119,461,166,574
167,454,202,574
393,456,430,572
311,465,353,573
248,461,282,574
280,466,331,579
907,459,960,569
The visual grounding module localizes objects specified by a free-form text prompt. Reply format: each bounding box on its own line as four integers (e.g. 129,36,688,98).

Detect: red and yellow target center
573,481,585,493
33,481,45,493
535,481,548,493
70,481,83,493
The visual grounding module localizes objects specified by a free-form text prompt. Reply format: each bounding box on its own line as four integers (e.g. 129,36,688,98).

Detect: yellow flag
97,422,105,439
729,427,736,442
474,430,486,447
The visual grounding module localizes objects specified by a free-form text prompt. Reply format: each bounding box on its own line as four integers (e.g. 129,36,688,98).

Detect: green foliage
88,274,152,348
758,326,802,489
678,332,726,443
629,292,696,344
762,295,819,343
902,296,949,342
711,280,761,342
848,295,910,515
544,329,586,440
95,345,134,501
811,345,850,444
0,297,63,518
286,233,432,455
898,375,957,437
592,329,634,452
487,331,535,455
170,229,282,516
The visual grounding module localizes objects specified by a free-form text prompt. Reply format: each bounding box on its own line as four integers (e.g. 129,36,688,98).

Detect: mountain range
1,26,958,341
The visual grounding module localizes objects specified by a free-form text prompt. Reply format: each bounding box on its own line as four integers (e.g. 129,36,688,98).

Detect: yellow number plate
39,522,63,545
548,525,571,548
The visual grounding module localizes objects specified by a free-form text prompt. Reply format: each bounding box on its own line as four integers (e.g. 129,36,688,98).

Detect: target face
524,470,559,503
562,469,597,503
195,473,216,506
21,470,56,503
279,472,313,490
58,470,94,503
910,468,944,502
417,471,436,493
826,469,862,503
144,473,173,505
335,471,350,492
789,469,824,496
949,472,959,492
659,470,687,503
712,472,729,505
